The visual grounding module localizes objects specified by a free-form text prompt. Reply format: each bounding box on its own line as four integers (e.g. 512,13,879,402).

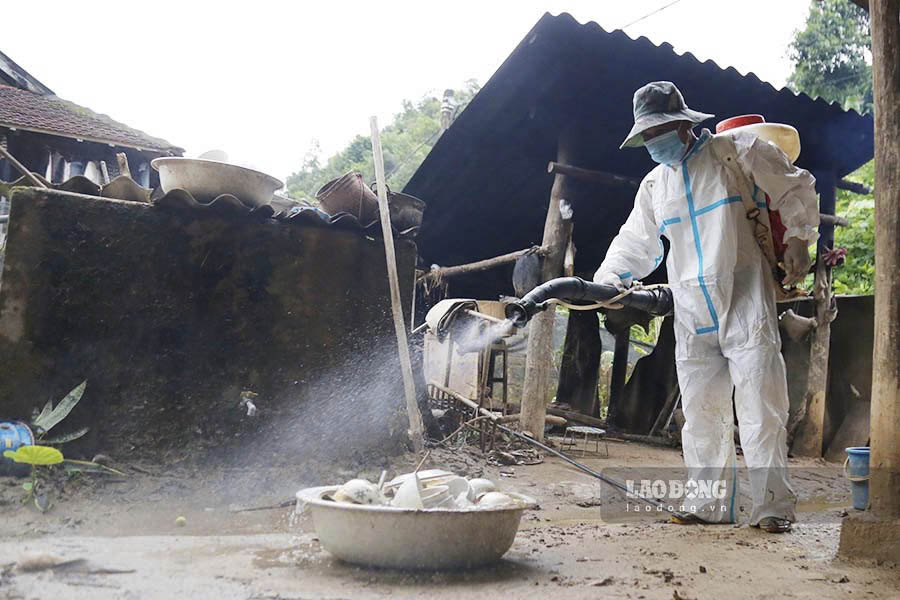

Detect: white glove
593,270,626,291
782,237,812,286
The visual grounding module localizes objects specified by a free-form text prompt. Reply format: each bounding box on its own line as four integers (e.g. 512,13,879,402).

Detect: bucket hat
620,81,714,149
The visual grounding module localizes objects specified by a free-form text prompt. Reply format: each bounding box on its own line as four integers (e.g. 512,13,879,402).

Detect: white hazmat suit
594,128,819,524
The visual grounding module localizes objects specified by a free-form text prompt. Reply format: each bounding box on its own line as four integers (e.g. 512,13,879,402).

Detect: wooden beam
421,245,547,281
868,0,900,519
370,117,425,454
520,131,576,440
547,161,640,188
793,171,837,457
836,178,872,195
547,406,606,429
818,213,849,228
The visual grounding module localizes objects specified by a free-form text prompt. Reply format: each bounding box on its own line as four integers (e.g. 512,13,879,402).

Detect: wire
384,127,442,182
619,0,685,30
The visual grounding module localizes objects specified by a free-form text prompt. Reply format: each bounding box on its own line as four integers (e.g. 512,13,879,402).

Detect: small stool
564,426,609,457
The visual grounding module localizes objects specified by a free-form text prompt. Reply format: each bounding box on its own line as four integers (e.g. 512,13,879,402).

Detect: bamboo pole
370,116,425,454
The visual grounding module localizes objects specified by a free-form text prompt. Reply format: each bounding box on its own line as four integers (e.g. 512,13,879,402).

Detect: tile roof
0,84,182,153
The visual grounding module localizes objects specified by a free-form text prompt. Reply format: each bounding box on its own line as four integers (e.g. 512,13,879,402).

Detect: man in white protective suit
593,82,819,533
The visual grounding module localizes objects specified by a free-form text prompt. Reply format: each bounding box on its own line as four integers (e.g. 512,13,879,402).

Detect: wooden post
793,171,836,457
519,130,575,440
116,153,132,179
839,0,900,564
370,117,425,454
868,0,900,519
607,329,631,428
556,309,602,416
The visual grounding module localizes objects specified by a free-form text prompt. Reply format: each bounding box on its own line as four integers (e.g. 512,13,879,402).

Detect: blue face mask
644,129,689,165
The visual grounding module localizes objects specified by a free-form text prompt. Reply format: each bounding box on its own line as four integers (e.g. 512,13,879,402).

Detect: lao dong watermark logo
625,478,728,514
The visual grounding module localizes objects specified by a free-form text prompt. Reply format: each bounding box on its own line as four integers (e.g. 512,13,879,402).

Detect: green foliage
787,2,874,294
32,380,86,434
3,445,64,465
787,0,872,113
832,161,875,295
286,80,480,203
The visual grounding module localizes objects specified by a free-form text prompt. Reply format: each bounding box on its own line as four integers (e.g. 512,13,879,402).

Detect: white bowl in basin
151,157,283,207
296,485,536,570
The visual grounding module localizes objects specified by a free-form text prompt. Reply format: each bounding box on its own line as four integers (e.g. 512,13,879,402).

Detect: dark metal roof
405,13,874,298
0,50,53,95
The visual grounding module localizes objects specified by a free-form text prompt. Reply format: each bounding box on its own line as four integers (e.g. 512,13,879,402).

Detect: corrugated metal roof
405,13,874,298
0,84,182,153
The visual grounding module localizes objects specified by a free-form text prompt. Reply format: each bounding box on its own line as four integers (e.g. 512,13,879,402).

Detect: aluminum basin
151,157,283,207
296,485,535,570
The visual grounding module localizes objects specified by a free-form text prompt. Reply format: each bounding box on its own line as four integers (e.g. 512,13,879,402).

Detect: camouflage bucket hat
620,81,715,149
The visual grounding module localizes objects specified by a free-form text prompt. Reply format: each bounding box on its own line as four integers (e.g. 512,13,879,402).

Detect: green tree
787,0,872,114
787,0,874,295
286,80,480,203
832,162,875,295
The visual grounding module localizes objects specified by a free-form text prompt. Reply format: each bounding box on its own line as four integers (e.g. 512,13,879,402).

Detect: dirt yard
1,438,898,600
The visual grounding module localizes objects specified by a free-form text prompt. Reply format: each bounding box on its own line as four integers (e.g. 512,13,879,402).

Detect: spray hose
505,277,674,326
544,282,669,312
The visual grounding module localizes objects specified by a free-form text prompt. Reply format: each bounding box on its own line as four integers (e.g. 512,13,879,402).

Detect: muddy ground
1,438,898,600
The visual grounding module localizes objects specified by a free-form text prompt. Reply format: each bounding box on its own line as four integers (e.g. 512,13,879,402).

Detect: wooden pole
556,309,602,416
607,330,631,429
839,0,900,564
867,0,900,519
547,161,640,188
422,245,547,281
116,153,132,179
519,130,575,440
370,116,425,454
793,171,836,457
0,145,47,188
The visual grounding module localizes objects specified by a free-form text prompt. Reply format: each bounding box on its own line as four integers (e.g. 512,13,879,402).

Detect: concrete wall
0,189,416,461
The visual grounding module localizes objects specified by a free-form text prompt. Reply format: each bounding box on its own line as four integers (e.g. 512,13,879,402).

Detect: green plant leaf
34,400,54,429
33,380,86,433
22,481,33,492
42,427,90,445
3,445,64,465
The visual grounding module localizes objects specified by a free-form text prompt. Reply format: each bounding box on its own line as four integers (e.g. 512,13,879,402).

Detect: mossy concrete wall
0,189,415,461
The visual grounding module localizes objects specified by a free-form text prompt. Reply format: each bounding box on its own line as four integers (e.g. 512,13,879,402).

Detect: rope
544,282,669,312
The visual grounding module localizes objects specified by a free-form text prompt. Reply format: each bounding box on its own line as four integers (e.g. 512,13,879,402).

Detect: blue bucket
845,446,870,510
0,421,35,477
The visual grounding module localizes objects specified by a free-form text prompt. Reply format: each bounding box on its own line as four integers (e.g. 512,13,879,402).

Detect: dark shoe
753,517,792,533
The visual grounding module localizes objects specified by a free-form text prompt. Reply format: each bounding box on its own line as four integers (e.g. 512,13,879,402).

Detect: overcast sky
3,0,811,183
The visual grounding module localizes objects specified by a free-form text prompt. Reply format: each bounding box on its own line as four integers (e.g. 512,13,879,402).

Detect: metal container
315,172,379,225
373,184,426,232
151,158,283,208
296,485,534,569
